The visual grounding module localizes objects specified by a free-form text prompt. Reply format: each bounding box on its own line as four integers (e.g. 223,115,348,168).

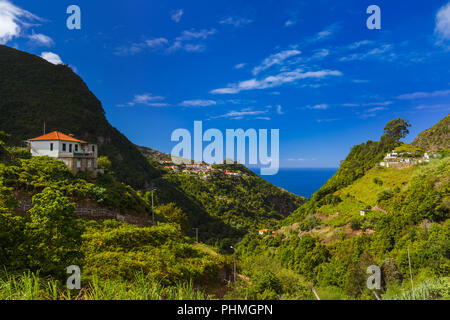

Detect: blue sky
1,0,449,168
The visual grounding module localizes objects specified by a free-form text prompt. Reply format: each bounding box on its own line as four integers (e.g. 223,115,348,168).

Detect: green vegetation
161,164,304,239
0,45,160,188
0,271,211,300
412,113,449,151
0,44,448,300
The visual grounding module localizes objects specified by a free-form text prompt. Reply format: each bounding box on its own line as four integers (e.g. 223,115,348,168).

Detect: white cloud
214,109,268,120
211,68,342,94
219,16,253,27
40,52,63,65
28,33,54,46
183,44,206,52
312,49,329,59
309,24,340,43
366,106,387,112
435,2,450,41
397,89,450,100
310,104,329,110
234,63,246,69
415,104,450,110
317,119,338,123
284,20,297,27
167,28,217,53
0,0,42,44
252,49,301,75
146,37,169,48
179,100,216,107
346,40,374,50
171,9,184,23
339,44,394,62
134,93,165,103
115,38,169,56
175,28,216,41
116,28,216,55
118,93,168,107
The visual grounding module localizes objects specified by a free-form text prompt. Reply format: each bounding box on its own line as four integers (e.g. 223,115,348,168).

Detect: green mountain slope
412,113,450,151
232,116,450,300
0,45,160,188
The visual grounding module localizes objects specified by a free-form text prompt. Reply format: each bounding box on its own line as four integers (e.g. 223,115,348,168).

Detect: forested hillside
228,117,449,300
0,45,160,188
412,113,449,151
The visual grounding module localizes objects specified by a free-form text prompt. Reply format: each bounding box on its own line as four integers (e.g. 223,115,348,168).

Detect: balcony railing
60,151,95,157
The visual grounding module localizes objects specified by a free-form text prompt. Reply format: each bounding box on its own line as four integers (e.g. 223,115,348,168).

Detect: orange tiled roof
28,131,86,143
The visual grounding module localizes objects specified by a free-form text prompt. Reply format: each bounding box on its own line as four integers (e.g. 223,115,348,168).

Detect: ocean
252,168,338,198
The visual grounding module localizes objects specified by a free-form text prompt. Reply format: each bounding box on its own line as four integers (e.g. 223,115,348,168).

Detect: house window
77,160,81,168
50,143,53,151
87,160,91,168
75,144,78,152
92,145,95,152
62,143,66,151
69,144,72,152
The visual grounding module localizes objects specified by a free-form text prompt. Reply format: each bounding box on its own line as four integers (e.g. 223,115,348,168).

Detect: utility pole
407,247,415,300
192,228,199,243
43,121,46,135
230,246,236,282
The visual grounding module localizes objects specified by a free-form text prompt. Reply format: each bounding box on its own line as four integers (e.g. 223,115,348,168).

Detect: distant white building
27,131,100,174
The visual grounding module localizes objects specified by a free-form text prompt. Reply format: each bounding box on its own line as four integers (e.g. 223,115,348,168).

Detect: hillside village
379,144,437,168
159,160,244,180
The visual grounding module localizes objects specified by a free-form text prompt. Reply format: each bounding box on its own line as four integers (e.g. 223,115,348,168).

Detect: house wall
30,140,99,174
30,140,60,157
59,156,98,174
59,141,82,154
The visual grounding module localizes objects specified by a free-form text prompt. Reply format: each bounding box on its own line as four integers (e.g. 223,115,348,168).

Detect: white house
27,131,100,174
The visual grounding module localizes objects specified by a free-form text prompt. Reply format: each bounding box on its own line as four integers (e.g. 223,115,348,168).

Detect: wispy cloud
168,28,217,53
40,52,63,65
415,104,450,110
307,24,340,44
339,44,394,62
114,37,169,56
115,28,216,55
284,20,297,27
397,89,450,100
211,68,342,94
28,32,54,47
341,101,392,108
366,106,387,112
317,119,339,123
118,93,169,107
219,16,253,27
176,28,217,41
179,99,216,107
435,2,450,42
234,63,246,69
213,108,269,120
0,0,43,44
171,9,184,23
252,49,301,75
309,104,329,110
